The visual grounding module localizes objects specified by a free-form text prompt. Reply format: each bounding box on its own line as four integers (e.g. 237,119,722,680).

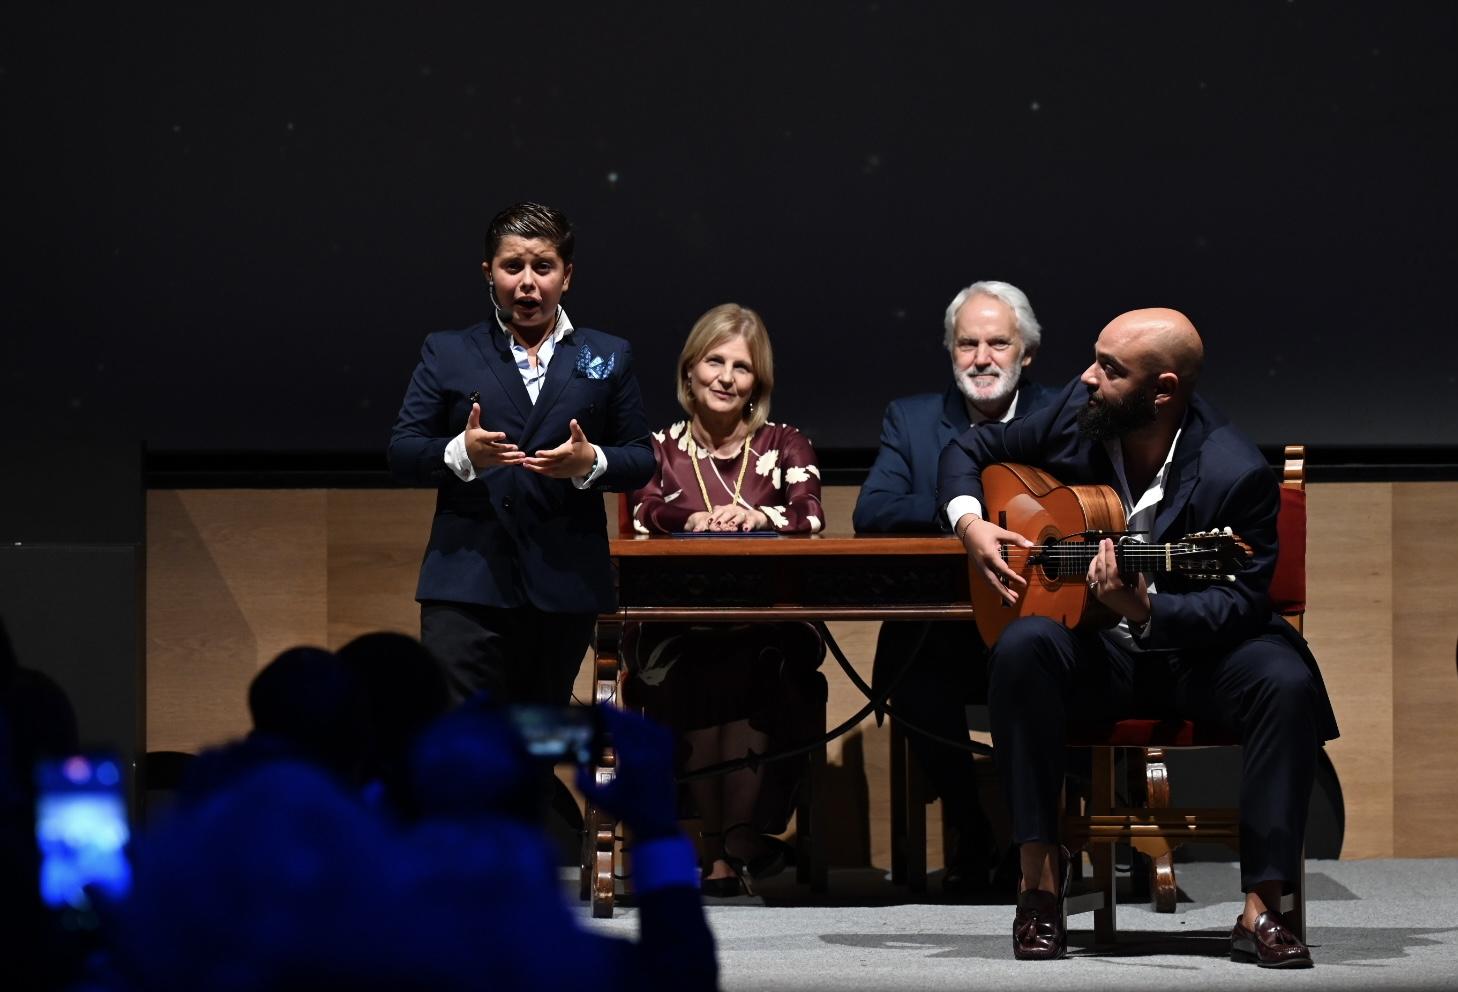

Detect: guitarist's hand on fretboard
956,514,1036,606
1087,537,1153,626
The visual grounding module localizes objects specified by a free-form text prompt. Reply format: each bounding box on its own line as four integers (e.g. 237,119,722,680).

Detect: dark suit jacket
937,376,1338,740
853,379,1057,533
855,379,1055,703
389,321,653,614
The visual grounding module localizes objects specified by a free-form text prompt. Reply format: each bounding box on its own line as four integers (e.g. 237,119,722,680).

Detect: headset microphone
488,279,515,323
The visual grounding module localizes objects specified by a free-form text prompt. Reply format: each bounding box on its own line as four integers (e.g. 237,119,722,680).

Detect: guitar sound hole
1036,536,1064,585
1036,536,1090,583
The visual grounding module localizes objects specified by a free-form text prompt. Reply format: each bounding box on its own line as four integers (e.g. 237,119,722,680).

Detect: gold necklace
687,426,752,511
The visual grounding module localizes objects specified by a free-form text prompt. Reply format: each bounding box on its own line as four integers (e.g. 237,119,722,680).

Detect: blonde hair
675,303,774,433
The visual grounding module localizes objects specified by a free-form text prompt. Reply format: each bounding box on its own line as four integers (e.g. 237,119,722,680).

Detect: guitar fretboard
1000,543,1205,579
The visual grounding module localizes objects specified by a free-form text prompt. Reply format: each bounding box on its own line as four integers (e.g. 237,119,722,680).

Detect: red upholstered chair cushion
1269,486,1307,615
1070,484,1306,752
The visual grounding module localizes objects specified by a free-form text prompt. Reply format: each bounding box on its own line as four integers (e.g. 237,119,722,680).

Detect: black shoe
1231,910,1313,968
701,868,749,898
698,830,749,897
1011,847,1071,961
1012,888,1067,960
723,823,789,882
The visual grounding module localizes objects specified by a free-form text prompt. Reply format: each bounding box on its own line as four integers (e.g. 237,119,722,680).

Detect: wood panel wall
145,482,1458,862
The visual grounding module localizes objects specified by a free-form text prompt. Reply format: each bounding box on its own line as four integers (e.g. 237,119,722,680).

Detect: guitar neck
1028,543,1185,579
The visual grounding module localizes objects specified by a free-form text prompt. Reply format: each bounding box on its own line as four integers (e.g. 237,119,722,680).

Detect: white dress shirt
443,308,607,487
1100,427,1182,648
942,391,1021,529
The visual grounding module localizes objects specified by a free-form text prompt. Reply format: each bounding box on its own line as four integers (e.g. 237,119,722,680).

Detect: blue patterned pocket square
576,346,617,379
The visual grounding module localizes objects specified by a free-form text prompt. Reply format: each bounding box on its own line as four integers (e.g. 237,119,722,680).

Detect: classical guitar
969,463,1251,647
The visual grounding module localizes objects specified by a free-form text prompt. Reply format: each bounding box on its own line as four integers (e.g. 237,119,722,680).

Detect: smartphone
35,753,132,916
505,705,601,765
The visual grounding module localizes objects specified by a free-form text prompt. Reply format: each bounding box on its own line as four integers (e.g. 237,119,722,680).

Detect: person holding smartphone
627,303,826,895
389,202,654,706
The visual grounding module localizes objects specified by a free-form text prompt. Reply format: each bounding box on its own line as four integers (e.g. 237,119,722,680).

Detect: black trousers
987,616,1322,892
420,601,596,706
879,621,993,845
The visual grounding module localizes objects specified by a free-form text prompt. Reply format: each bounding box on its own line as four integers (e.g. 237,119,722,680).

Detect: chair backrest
617,491,633,537
1269,445,1307,629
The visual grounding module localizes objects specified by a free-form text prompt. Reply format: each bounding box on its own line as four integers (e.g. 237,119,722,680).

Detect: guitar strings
991,551,1242,557
991,546,1247,572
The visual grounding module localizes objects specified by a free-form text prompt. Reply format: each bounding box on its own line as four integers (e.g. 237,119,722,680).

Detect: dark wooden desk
583,534,974,917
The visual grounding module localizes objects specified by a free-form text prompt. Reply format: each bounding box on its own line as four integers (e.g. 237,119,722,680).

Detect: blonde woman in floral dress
629,303,827,895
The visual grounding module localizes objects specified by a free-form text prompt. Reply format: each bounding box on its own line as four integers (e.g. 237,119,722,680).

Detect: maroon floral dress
625,421,828,830
630,420,825,535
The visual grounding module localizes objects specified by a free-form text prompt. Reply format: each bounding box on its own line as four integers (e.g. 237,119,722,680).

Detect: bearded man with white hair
853,280,1057,896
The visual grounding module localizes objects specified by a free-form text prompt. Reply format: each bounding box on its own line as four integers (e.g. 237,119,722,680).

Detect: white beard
953,357,1021,413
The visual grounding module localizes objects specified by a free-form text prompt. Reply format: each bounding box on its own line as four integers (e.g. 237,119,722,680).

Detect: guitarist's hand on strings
956,514,1035,606
1086,538,1152,625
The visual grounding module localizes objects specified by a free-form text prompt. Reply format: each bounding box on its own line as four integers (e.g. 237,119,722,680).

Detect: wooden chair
1062,444,1310,943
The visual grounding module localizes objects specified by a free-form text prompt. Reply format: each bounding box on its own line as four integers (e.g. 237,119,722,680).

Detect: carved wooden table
583,534,975,917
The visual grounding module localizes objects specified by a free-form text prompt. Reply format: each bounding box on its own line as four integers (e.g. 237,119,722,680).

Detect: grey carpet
578,859,1458,991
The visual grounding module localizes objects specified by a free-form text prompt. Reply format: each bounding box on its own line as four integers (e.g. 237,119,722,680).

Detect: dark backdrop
6,2,1455,455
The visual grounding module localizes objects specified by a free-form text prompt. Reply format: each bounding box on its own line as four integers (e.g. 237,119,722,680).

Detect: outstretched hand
957,515,1034,606
464,402,525,469
575,706,680,841
524,419,597,478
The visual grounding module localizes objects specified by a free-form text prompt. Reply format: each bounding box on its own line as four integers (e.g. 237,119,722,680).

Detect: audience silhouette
4,627,717,991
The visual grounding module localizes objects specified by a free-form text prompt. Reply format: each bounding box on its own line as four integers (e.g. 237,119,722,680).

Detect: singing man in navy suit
389,202,654,705
938,308,1337,966
853,280,1055,896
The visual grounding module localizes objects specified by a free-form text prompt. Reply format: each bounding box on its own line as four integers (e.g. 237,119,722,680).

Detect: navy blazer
853,378,1057,533
937,375,1338,739
389,321,654,613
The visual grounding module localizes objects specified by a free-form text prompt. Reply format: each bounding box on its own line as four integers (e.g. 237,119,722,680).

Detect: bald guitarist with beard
937,308,1338,968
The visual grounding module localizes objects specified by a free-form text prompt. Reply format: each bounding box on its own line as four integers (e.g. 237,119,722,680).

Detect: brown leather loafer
1231,910,1313,968
1012,888,1066,960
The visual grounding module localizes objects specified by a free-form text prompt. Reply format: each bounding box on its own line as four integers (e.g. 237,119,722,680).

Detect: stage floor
580,859,1458,991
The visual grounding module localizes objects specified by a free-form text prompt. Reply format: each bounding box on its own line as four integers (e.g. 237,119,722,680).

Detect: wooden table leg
1089,746,1118,945
589,617,622,919
807,738,829,892
905,738,927,894
889,720,908,885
